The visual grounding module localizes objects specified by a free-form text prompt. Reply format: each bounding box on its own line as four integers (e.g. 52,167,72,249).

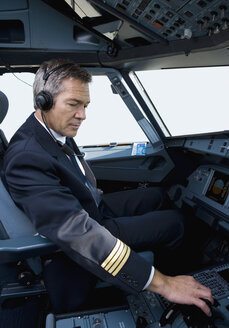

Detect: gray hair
33,58,92,109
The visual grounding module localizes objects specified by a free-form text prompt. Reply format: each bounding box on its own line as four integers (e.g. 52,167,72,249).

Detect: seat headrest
0,91,9,124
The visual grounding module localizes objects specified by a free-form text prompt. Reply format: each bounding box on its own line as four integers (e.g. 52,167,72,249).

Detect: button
121,273,127,279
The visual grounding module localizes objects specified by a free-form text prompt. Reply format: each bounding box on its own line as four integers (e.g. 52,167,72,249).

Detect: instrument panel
46,263,229,328
170,165,229,229
103,0,229,43
205,170,229,206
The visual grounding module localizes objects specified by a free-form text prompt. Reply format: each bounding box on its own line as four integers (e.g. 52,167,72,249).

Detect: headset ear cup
35,91,53,111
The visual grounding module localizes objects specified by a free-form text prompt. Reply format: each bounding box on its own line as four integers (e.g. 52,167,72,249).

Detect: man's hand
147,269,214,316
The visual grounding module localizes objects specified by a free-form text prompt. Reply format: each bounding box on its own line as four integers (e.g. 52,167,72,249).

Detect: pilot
1,58,213,315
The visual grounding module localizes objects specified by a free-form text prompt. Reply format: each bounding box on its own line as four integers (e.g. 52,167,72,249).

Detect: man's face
45,78,90,138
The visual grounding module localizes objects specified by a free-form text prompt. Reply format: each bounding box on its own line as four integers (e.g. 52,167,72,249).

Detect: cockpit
0,1,229,328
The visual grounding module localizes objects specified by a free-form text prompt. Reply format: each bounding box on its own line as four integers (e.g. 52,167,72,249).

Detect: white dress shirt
34,114,85,174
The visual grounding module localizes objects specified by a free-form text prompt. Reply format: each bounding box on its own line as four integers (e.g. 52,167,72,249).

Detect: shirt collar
34,112,66,144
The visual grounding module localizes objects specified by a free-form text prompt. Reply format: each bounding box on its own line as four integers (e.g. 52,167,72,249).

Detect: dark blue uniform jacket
1,113,152,293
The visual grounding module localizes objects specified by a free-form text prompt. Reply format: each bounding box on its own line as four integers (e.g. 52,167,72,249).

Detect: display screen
205,171,229,205
218,268,229,283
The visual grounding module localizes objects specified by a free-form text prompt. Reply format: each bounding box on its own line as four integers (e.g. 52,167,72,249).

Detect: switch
208,27,213,37
166,11,174,18
211,11,218,22
153,20,164,29
214,23,220,34
219,5,227,19
197,20,203,31
154,3,160,9
185,11,193,18
203,16,210,27
222,18,229,30
183,28,192,39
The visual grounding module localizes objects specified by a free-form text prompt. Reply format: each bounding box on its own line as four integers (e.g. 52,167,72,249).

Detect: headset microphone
58,142,74,157
58,139,85,158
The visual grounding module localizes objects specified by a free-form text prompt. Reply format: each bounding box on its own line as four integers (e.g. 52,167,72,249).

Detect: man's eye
68,103,77,107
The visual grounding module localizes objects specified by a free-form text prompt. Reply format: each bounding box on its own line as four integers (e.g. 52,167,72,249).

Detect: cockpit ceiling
61,0,229,69
0,0,229,71
65,0,229,45
86,0,229,44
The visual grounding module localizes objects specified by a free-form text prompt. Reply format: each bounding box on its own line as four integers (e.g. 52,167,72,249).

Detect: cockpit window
1,73,34,139
136,67,229,136
76,75,148,146
1,73,148,145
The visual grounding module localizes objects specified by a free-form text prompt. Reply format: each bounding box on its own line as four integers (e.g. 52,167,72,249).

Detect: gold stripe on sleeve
108,244,128,274
111,246,130,276
104,241,124,271
101,239,121,269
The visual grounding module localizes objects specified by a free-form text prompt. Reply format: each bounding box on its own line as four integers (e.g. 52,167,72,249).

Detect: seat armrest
0,235,58,264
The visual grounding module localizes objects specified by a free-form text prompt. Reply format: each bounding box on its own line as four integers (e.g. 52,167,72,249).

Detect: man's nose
75,106,86,120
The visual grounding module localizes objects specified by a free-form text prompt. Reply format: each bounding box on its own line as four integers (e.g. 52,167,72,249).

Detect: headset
35,63,74,111
35,62,84,157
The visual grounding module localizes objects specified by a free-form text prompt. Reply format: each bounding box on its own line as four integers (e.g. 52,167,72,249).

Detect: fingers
192,297,212,316
186,277,214,316
162,275,213,316
149,272,214,317
184,276,213,300
193,281,213,302
194,279,212,295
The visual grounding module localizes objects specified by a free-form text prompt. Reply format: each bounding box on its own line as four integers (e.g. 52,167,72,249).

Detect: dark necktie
65,138,101,206
65,138,86,183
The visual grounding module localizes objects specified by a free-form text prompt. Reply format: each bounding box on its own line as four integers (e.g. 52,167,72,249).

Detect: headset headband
43,63,74,85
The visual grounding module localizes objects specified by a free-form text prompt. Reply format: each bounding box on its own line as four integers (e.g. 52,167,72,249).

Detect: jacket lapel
26,114,78,173
24,114,102,221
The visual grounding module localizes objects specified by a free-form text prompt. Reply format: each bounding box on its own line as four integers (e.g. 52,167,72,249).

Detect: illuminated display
205,171,229,205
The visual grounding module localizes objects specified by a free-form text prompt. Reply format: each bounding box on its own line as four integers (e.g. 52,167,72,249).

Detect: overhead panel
102,0,229,43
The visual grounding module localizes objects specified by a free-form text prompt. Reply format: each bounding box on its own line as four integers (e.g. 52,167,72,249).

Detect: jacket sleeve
3,150,152,294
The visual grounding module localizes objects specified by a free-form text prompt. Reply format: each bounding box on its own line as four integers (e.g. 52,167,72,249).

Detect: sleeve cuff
143,266,155,290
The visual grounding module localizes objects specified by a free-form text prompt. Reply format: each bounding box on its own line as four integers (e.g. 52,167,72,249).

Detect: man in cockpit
1,58,213,315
